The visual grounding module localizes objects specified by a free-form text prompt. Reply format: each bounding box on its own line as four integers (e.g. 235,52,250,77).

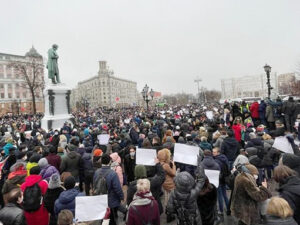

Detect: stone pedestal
41,83,73,131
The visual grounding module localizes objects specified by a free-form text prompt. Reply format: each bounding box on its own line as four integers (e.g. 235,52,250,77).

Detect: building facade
71,61,139,109
277,73,296,95
0,47,44,115
221,73,279,100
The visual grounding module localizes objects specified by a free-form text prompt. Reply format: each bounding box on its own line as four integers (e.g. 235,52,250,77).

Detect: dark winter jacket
259,101,267,119
282,154,300,176
202,156,220,171
82,152,94,178
44,187,64,225
220,137,239,161
278,176,300,224
282,100,296,116
54,188,84,217
60,151,82,178
265,215,297,225
166,163,205,225
129,128,139,145
214,154,230,184
127,163,165,214
124,154,136,183
0,203,26,225
46,153,61,171
93,166,124,208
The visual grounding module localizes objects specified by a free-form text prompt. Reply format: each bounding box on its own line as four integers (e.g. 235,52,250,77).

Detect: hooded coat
278,176,300,224
167,165,205,225
202,156,220,171
40,164,60,182
0,203,26,225
265,215,297,225
282,154,300,176
54,188,84,216
60,151,82,178
20,175,49,225
231,172,271,225
110,152,123,186
221,137,239,161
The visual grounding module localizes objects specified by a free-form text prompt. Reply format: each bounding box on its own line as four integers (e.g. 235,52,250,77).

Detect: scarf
130,191,154,206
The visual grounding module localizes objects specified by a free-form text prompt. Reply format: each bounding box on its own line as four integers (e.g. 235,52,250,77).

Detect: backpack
173,193,195,225
131,201,154,225
23,180,43,212
93,169,111,195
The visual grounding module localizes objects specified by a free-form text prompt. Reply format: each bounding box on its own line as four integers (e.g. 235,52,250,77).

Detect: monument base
41,83,73,131
41,114,74,131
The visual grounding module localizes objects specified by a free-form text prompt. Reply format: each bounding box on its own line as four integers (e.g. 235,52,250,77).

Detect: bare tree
8,56,44,114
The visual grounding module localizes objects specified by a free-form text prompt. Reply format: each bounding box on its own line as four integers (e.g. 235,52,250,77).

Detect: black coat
124,154,136,183
127,163,165,214
0,203,26,225
44,187,64,225
221,137,239,161
266,215,297,225
278,176,300,224
197,184,217,225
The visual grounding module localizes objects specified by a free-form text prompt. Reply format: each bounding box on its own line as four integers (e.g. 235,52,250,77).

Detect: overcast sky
1,0,300,95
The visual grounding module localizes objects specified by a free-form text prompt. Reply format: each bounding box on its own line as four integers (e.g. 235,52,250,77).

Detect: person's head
6,188,23,205
157,148,171,163
204,149,212,157
152,136,161,145
49,145,57,154
136,179,150,193
129,146,136,158
245,164,259,179
34,146,42,154
57,209,73,225
101,154,111,166
30,166,41,175
227,129,234,138
93,149,103,157
64,176,76,190
220,128,227,136
52,44,59,50
200,136,207,142
239,148,247,156
274,165,297,184
212,148,220,157
38,158,48,169
49,173,61,189
249,132,256,139
267,197,293,219
134,165,147,179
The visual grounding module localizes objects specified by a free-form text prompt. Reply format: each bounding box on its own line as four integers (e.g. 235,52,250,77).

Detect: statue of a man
47,44,60,84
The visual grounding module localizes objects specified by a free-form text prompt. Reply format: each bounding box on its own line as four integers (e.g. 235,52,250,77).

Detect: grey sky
1,0,300,95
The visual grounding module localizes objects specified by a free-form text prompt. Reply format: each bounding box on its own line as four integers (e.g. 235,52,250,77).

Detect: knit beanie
93,149,103,157
245,164,259,175
134,165,147,179
64,176,76,190
38,158,48,169
49,174,61,189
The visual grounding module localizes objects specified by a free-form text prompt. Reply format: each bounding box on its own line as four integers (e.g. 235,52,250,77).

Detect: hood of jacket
223,137,238,148
58,188,80,204
110,152,121,164
245,147,258,157
202,156,220,170
174,171,195,193
23,174,43,186
67,151,79,160
82,152,92,161
279,176,300,197
214,154,228,165
157,148,171,163
282,154,300,170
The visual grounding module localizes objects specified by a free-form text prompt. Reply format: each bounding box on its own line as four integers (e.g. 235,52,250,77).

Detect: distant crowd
0,97,299,225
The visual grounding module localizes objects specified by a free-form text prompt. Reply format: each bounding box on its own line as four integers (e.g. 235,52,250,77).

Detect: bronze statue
47,44,60,84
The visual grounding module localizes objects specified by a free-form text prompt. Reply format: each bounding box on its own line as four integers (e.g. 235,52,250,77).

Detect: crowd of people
0,97,299,225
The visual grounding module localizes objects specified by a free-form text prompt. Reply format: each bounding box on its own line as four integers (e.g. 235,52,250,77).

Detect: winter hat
281,153,300,175
245,164,259,175
110,152,121,164
38,158,48,169
49,174,61,189
93,149,103,157
64,176,76,190
175,171,195,192
134,165,147,179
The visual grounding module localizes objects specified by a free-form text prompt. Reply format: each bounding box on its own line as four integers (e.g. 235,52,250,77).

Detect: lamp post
141,84,154,111
264,64,272,99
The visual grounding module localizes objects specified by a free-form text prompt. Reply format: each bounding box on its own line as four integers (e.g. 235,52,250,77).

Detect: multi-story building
0,47,44,115
277,73,296,95
71,61,139,109
221,73,278,100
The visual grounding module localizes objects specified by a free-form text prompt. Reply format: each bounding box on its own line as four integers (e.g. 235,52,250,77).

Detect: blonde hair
201,136,207,142
267,197,293,219
136,179,150,192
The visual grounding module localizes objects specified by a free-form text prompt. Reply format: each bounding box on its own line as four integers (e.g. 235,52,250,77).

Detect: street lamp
141,84,154,110
264,64,273,99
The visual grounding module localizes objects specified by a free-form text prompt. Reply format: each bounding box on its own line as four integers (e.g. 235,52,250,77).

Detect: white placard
136,148,157,166
75,195,108,222
206,111,214,120
174,143,199,166
124,119,131,124
97,134,110,145
272,136,294,154
205,169,220,188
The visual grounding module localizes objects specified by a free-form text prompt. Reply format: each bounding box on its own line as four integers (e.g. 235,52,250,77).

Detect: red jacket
250,102,260,119
232,124,242,142
21,175,49,225
127,199,160,225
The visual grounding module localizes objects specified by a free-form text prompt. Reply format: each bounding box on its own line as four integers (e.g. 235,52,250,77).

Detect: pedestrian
126,179,160,225
38,158,60,182
265,196,297,225
124,145,136,184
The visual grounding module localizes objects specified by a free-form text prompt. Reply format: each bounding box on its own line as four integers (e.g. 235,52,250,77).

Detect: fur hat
49,174,61,189
134,165,147,179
